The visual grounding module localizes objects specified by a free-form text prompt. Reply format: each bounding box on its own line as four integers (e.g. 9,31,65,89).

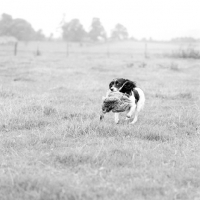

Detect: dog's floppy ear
109,80,114,89
120,80,136,94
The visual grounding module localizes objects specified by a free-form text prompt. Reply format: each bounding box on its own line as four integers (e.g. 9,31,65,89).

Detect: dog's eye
115,81,119,85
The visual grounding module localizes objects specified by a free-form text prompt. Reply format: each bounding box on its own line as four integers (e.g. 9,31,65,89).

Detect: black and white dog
106,78,145,124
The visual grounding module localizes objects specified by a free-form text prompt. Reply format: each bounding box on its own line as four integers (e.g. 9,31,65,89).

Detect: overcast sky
1,0,200,40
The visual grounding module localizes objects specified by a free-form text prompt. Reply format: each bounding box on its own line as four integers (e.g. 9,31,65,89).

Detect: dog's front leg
115,113,119,124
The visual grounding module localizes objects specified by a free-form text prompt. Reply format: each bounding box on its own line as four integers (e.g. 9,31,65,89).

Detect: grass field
0,41,200,200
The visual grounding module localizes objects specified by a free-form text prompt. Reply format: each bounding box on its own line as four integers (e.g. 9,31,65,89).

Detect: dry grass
166,44,200,59
0,41,200,200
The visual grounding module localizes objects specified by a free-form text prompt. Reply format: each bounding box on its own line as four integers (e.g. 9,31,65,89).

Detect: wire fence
0,40,191,58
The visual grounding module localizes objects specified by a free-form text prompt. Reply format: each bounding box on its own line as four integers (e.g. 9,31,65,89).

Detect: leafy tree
111,23,129,40
89,18,106,41
0,13,45,41
0,13,13,36
62,19,86,42
10,18,35,40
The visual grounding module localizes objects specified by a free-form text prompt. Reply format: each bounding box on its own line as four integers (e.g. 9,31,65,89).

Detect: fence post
14,42,18,56
106,40,110,58
66,41,69,57
36,45,40,56
144,42,148,58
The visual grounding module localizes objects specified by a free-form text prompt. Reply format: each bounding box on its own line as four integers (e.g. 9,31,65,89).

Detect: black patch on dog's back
133,89,140,103
120,80,137,95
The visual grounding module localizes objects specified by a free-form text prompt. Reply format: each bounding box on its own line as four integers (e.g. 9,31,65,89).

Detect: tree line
0,13,129,42
62,17,129,42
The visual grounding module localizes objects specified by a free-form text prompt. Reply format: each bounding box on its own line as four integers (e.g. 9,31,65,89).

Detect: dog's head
109,78,136,95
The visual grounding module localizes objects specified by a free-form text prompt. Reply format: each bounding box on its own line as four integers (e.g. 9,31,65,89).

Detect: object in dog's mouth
100,92,131,120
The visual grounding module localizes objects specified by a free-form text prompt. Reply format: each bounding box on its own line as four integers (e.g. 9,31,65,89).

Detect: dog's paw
126,114,131,120
130,118,137,124
115,119,120,124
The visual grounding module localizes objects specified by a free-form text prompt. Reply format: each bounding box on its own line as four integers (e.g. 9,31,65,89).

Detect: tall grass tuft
168,46,200,59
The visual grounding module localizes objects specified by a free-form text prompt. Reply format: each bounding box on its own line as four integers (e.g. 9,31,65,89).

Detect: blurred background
0,0,200,57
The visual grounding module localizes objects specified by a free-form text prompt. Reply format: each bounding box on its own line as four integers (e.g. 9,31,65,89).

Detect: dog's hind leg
115,113,119,124
130,110,138,124
130,88,145,124
126,105,136,120
130,97,145,124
